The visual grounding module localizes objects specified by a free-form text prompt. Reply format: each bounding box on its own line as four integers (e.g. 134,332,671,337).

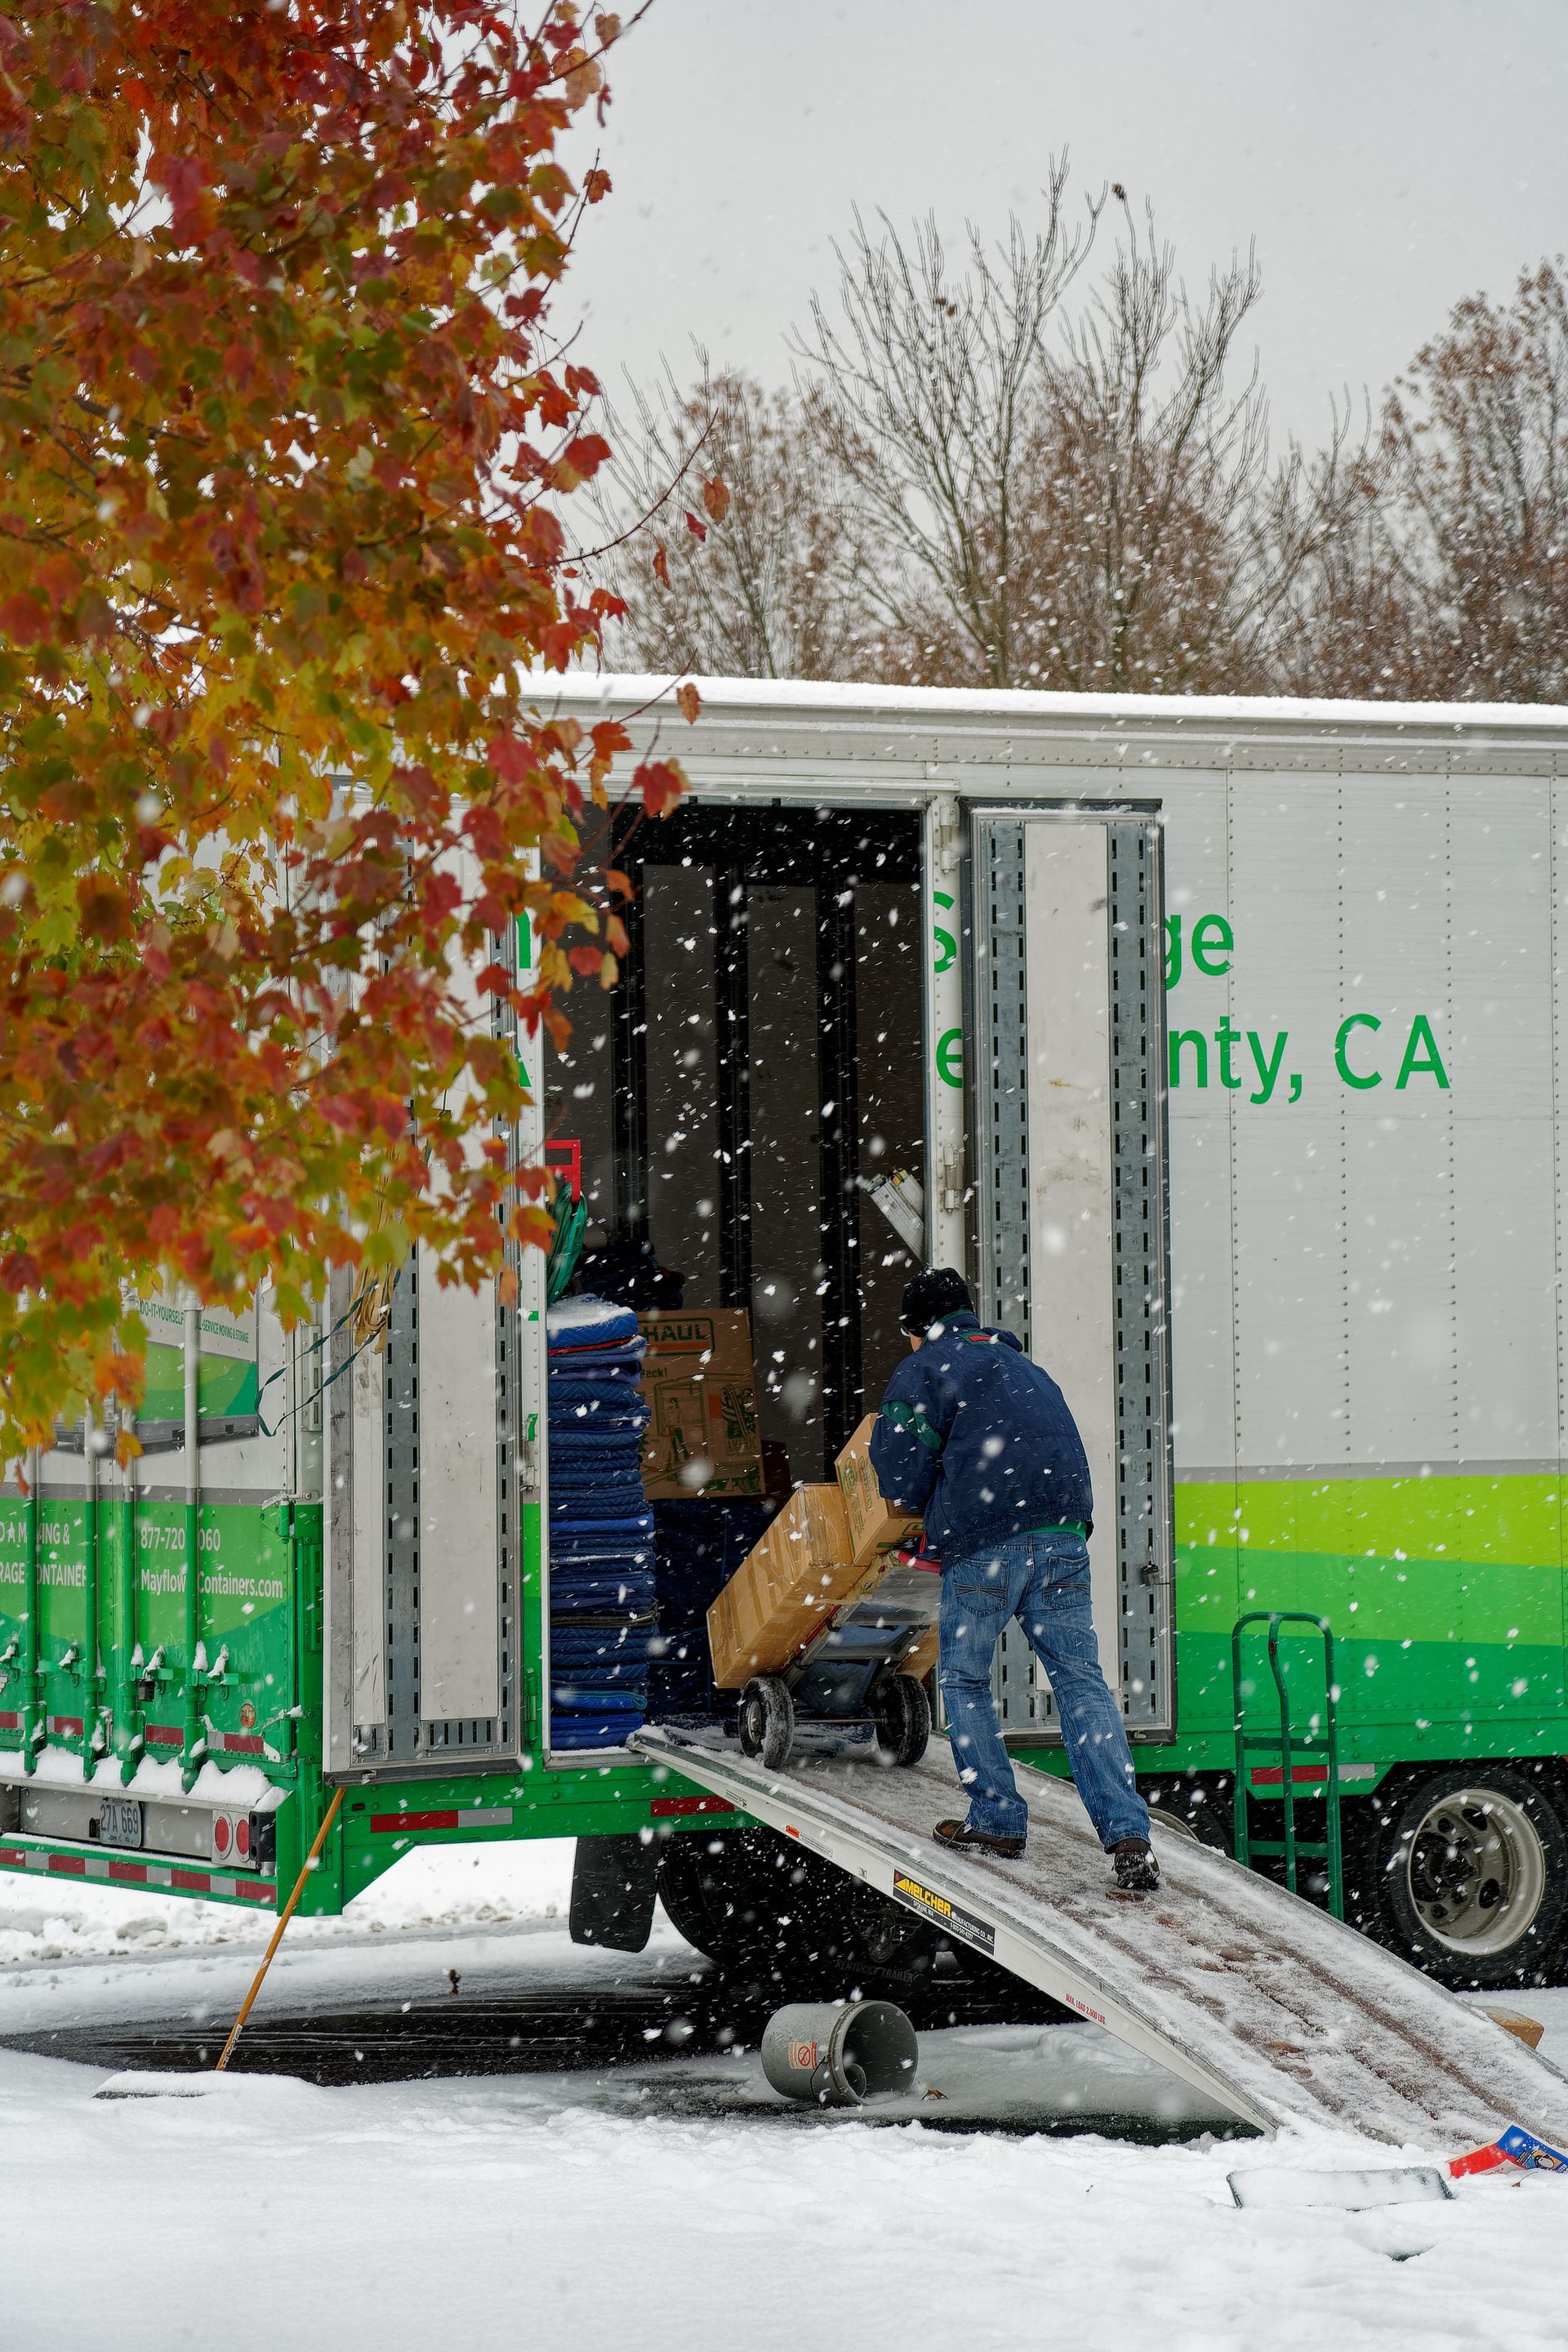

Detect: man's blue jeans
938,1530,1152,1848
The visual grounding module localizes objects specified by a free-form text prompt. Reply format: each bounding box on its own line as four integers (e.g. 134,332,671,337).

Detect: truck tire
1137,1770,1233,1854
871,1673,930,1767
737,1677,795,1770
658,1825,865,1980
657,1824,942,1989
656,1827,759,1971
1370,1764,1568,1989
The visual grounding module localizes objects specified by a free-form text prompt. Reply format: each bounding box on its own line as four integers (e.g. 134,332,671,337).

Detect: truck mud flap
569,1830,662,1953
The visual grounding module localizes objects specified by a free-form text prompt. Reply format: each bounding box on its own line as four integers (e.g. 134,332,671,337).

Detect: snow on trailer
636,1723,1568,2149
11,677,1568,2034
547,677,1568,1995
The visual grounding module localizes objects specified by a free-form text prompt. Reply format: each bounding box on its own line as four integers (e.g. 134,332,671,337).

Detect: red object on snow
1450,2124,1568,2177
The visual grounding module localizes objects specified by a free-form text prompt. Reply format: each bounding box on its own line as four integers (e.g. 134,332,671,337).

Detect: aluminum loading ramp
634,1727,1568,2146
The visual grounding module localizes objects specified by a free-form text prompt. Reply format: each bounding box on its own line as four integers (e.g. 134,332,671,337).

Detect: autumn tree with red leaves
1276,261,1568,702
0,2,684,1459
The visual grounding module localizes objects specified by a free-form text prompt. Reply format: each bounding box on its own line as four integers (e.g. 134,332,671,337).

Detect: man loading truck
870,1268,1160,1891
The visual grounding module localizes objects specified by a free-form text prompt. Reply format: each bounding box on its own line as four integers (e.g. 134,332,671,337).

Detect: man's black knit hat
898,1267,975,1336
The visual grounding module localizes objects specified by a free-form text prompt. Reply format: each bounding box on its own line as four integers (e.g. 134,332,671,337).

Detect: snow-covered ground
0,1828,579,1964
2,1842,1566,2351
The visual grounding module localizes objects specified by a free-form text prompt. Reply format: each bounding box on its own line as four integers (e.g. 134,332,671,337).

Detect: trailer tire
1371,1764,1568,1989
737,1677,795,1771
656,1828,758,1971
1137,1771,1233,1854
657,1824,941,1987
871,1673,930,1768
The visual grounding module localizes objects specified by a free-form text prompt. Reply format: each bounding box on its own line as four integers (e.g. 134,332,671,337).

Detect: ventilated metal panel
416,1276,511,1753
970,809,1174,1740
1107,819,1175,1728
381,1254,421,1758
974,820,1031,1334
1158,773,1236,1477
323,924,523,1781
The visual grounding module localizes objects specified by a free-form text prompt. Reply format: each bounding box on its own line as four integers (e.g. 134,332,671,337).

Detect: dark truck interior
547,801,970,1976
543,803,928,1725
548,801,926,1483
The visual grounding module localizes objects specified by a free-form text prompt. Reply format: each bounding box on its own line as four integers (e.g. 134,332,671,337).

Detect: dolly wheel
738,1677,795,1771
872,1673,930,1767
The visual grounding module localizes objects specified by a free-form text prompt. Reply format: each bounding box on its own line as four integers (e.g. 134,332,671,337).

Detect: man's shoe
933,1818,1026,1860
1111,1837,1160,1892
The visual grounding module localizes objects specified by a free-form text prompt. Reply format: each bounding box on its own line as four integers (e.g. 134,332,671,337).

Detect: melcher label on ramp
890,1869,996,1956
634,1726,1568,2149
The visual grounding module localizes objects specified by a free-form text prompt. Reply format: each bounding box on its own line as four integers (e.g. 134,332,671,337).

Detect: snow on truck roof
550,673,1568,771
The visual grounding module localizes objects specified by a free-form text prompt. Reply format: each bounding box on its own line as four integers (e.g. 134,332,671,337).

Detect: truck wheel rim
1406,1788,1547,1958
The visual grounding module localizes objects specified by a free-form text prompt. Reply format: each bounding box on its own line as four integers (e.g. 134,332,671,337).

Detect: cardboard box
835,1414,924,1567
1481,2007,1546,2050
708,1485,868,1688
638,1309,764,1500
901,1622,939,1681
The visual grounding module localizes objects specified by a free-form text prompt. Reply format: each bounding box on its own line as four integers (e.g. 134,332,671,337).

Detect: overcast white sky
563,0,1568,449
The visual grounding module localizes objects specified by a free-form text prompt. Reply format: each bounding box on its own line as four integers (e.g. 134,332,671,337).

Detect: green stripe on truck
1159,1470,1566,1770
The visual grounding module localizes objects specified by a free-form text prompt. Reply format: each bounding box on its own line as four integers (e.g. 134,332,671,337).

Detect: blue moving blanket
546,1294,658,1749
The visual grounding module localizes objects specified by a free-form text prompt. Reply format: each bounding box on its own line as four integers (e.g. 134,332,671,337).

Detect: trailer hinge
929,791,963,879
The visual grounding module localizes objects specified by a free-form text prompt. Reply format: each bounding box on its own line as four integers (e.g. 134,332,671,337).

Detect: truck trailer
3,679,1567,1999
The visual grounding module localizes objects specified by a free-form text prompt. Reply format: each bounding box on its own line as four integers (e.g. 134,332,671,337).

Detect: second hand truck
733,1552,938,1774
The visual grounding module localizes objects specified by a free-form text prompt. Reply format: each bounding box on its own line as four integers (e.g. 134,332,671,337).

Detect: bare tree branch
1275,260,1568,702
789,158,1102,687
593,363,881,679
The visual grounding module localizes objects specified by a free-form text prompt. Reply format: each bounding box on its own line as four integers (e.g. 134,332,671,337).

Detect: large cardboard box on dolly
901,1619,939,1681
835,1414,939,1680
835,1414,924,1567
639,1309,764,1500
706,1478,940,1691
708,1486,871,1689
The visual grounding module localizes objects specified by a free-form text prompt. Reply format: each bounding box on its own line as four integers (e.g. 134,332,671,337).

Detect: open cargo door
967,807,1175,1740
322,911,541,1780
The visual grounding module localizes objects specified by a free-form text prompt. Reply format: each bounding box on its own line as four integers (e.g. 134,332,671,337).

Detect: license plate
96,1797,143,1850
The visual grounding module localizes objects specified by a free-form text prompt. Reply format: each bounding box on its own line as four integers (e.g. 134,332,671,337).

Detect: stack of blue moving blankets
547,1296,658,1748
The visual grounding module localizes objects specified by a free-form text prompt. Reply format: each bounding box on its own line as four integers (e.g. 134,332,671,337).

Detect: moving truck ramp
635,1726,1568,2147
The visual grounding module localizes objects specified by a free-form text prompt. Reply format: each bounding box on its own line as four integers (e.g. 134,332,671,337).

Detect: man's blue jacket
867,1310,1093,1566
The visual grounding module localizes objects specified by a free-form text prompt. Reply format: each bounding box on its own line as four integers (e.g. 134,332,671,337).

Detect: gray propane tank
760,2000,919,2107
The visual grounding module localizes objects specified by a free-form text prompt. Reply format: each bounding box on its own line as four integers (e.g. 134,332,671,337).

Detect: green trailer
5,680,1568,1996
